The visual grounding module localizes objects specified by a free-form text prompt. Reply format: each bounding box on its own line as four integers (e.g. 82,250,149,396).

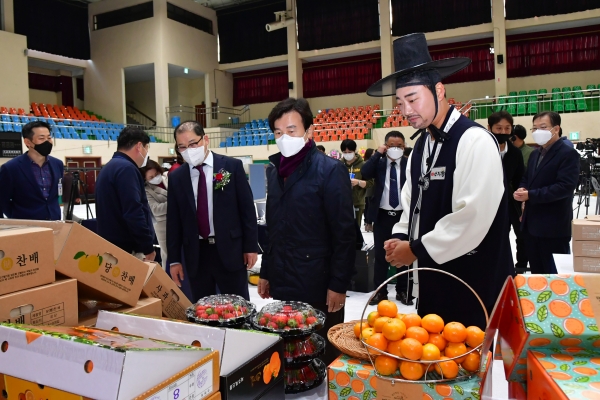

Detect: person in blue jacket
95,127,156,261
0,121,63,220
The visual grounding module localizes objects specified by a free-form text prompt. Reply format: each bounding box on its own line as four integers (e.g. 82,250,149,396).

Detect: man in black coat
361,131,412,305
488,111,525,272
95,127,155,261
258,98,355,365
167,121,258,301
515,111,580,274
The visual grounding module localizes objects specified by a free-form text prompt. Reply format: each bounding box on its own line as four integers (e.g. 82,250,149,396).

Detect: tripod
575,156,593,218
65,171,94,221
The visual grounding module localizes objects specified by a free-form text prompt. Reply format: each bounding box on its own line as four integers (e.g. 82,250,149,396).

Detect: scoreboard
0,132,23,158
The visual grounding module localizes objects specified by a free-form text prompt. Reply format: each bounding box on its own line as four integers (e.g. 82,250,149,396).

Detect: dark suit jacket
503,141,525,216
520,138,580,238
95,152,155,254
0,153,63,220
167,152,258,277
360,151,407,223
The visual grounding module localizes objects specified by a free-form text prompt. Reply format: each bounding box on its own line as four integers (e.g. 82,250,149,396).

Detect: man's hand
351,179,359,187
514,188,529,202
75,198,81,204
385,240,417,267
327,290,346,313
258,279,271,299
244,253,258,270
377,144,387,155
143,250,156,262
384,238,400,252
169,263,185,287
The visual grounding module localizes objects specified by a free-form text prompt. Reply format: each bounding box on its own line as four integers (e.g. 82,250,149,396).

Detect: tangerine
574,275,586,288
421,343,441,361
354,320,369,338
434,356,459,379
550,280,570,296
514,275,526,288
366,333,388,355
461,351,481,372
361,327,375,342
549,300,572,318
402,313,422,328
351,379,365,394
560,338,582,347
465,326,485,348
400,338,423,360
443,322,467,343
445,342,468,364
406,326,429,345
528,276,548,291
520,298,535,317
374,316,393,333
377,300,398,318
382,318,407,341
580,298,594,318
421,314,444,333
336,371,351,386
387,340,403,357
564,318,585,335
400,361,424,380
374,355,399,376
427,333,448,351
367,311,380,327
435,384,453,397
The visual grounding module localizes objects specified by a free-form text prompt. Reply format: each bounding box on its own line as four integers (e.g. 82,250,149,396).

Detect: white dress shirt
189,150,215,238
380,156,403,211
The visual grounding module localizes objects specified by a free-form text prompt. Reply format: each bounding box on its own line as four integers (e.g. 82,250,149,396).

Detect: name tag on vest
430,166,446,180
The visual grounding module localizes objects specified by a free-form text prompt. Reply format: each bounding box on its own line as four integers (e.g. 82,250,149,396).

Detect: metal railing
126,102,156,128
165,104,251,127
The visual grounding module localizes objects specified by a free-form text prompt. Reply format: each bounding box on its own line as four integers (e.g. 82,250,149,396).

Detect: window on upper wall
93,2,153,31
167,3,213,35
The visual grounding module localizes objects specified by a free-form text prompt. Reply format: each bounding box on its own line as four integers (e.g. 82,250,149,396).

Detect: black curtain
14,0,90,60
297,0,380,51
391,0,492,36
76,78,84,101
506,0,599,20
217,0,287,64
28,73,60,92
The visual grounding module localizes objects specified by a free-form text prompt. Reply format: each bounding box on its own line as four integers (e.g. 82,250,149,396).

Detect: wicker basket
327,320,370,360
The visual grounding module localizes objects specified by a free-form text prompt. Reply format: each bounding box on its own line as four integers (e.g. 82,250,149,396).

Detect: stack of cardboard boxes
572,217,600,272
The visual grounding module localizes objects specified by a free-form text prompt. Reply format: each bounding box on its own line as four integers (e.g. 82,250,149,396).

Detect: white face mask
342,153,355,161
276,133,307,158
182,146,206,166
386,147,403,160
149,175,162,185
139,146,149,168
532,129,554,146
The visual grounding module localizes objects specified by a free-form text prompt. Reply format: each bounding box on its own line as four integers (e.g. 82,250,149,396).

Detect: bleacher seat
54,132,63,139
63,133,72,139
150,136,157,143
81,133,89,140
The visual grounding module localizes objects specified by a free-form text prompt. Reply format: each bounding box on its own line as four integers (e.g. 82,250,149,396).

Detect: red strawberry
298,324,306,329
240,306,248,314
282,305,293,312
284,326,291,330
226,304,235,313
200,313,209,319
268,321,278,329
224,313,235,319
259,317,267,326
306,316,317,325
263,313,272,319
208,314,219,320
215,305,226,315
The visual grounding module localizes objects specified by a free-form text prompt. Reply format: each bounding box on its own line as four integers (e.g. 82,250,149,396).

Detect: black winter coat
260,144,356,303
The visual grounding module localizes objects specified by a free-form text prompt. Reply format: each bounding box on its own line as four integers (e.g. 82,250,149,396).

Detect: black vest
408,110,514,329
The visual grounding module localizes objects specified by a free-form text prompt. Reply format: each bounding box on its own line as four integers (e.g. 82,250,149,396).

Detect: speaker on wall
497,54,504,64
288,82,294,90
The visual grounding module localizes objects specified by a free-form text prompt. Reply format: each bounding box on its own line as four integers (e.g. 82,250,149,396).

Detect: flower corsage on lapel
213,168,231,190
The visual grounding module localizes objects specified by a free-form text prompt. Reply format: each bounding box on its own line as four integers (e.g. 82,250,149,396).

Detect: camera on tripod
576,138,600,152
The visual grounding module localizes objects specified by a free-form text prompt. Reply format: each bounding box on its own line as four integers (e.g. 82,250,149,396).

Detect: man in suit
167,121,258,302
488,111,525,272
0,121,63,220
361,131,412,305
95,127,156,261
515,111,580,274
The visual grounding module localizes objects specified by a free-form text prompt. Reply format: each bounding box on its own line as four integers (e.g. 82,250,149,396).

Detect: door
64,157,101,196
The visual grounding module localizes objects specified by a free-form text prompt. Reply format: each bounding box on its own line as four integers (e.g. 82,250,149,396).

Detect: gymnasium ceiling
78,0,264,10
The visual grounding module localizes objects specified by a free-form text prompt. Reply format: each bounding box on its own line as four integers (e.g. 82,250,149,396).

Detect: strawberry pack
186,294,256,328
251,301,325,337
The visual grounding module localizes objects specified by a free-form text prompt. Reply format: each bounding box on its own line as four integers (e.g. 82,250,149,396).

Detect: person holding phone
341,139,373,226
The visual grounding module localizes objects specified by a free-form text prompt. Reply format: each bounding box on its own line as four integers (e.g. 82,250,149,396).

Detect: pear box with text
141,261,192,320
0,323,219,400
78,296,162,326
0,225,55,296
95,311,285,400
0,219,151,306
0,278,78,327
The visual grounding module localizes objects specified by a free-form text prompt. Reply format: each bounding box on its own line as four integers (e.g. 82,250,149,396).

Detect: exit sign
82,146,92,154
570,132,580,141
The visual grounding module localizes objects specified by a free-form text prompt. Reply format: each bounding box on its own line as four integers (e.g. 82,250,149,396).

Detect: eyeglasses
176,138,203,151
531,125,554,132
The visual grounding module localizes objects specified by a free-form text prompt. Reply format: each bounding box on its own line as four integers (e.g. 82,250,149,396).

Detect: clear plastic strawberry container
284,358,326,394
283,333,326,366
251,301,326,338
186,294,255,328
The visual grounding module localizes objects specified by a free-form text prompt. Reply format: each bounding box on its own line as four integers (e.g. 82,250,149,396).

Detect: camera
576,138,600,152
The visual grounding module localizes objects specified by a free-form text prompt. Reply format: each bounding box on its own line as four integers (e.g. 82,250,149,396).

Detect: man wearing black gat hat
370,33,514,329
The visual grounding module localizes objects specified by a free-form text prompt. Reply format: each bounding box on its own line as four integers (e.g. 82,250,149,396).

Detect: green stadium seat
518,90,527,96
509,91,517,97
552,88,561,93
528,90,538,95
517,97,527,115
562,87,571,92
587,84,597,90
527,96,538,115
565,99,576,112
506,103,517,115
552,98,564,112
577,100,588,112
495,96,507,112
563,91,573,99
573,86,582,91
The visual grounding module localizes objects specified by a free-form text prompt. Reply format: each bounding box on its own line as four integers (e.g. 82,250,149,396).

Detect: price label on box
146,360,214,400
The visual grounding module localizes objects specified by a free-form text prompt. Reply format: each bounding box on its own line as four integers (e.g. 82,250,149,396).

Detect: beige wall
508,70,600,94
29,89,61,106
445,80,496,103
168,77,205,108
126,80,157,121
0,30,28,110
249,101,279,121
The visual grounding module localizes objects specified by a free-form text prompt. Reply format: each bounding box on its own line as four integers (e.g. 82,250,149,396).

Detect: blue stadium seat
150,136,157,143
81,133,89,140
13,124,22,132
2,122,12,132
72,133,80,139
10,115,20,123
226,138,233,147
239,138,246,146
54,132,63,139
261,139,268,145
268,133,275,140
63,133,72,139
219,142,226,148
253,138,260,146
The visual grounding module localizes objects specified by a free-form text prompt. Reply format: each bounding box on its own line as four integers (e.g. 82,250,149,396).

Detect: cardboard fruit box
142,261,192,320
0,278,78,326
527,349,600,399
78,296,162,326
0,219,151,306
0,225,55,296
496,274,600,383
95,311,285,400
573,219,600,241
0,323,218,400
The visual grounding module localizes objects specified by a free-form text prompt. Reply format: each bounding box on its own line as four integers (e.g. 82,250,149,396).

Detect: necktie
389,161,399,208
195,164,210,238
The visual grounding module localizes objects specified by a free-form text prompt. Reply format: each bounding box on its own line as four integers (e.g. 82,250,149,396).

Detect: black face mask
32,141,53,157
493,134,510,145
